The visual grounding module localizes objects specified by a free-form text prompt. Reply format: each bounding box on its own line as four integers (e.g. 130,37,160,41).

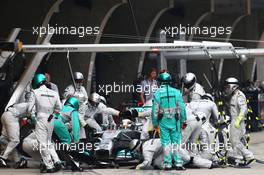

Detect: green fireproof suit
152,85,186,167
53,105,80,144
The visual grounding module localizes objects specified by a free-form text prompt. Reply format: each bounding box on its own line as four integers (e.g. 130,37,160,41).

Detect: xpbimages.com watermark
98,82,158,95
33,141,100,153
32,24,100,37
162,24,232,38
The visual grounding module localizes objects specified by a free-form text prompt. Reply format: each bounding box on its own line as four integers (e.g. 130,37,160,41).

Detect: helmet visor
184,78,195,90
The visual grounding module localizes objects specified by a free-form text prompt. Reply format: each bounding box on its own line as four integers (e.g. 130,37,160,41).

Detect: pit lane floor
1,131,264,175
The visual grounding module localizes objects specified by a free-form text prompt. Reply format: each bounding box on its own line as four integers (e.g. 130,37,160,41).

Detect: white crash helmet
73,72,84,89
182,72,197,90
89,92,101,106
224,77,239,96
73,72,84,81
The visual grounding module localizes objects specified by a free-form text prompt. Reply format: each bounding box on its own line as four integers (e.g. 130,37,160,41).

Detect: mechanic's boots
40,163,53,173
218,159,228,168
245,157,256,166
46,168,56,173
231,158,251,168
41,168,55,173
136,165,154,170
0,157,9,168
54,162,62,172
175,165,186,171
14,158,27,169
40,162,45,173
163,164,172,171
71,160,83,172
209,161,221,169
69,155,83,172
135,161,154,170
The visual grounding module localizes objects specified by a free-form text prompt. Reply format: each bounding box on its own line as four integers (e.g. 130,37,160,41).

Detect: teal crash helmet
32,74,47,89
157,72,172,84
65,97,80,110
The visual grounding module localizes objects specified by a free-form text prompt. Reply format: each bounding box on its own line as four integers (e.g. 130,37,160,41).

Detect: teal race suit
54,105,80,144
152,84,186,167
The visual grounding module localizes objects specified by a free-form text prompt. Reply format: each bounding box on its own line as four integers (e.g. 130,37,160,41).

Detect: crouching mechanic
0,102,31,168
152,72,186,170
133,138,217,170
223,78,255,167
80,93,129,132
53,97,80,144
52,97,85,171
27,74,62,173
